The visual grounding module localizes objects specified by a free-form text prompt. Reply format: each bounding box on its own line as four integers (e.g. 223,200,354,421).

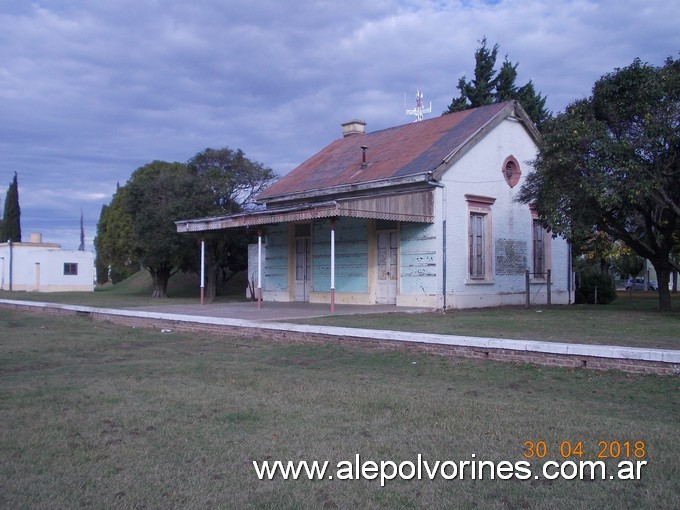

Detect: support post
200,239,205,305
330,218,336,313
546,269,551,307
257,229,262,309
525,269,530,309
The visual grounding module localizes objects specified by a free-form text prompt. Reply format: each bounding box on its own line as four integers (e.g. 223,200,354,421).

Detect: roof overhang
256,172,433,205
176,189,435,233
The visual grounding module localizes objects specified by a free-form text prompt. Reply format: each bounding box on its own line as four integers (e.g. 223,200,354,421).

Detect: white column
257,229,262,308
330,218,336,312
200,239,205,305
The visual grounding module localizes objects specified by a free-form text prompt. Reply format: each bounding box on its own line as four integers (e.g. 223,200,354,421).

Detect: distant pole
257,229,262,309
330,218,336,313
200,239,205,305
546,269,551,307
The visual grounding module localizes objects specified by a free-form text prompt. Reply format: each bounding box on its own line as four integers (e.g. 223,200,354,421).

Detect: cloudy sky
1,0,677,250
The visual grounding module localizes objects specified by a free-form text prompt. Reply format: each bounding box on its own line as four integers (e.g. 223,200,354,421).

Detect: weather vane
405,88,432,122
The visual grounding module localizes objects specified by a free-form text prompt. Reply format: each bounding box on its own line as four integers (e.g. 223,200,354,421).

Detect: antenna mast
405,87,432,122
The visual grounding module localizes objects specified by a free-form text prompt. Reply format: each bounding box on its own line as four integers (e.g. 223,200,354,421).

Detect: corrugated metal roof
257,100,533,202
176,189,434,232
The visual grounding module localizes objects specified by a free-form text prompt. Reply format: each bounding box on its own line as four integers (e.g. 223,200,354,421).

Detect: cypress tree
79,209,85,251
445,37,550,128
2,173,21,242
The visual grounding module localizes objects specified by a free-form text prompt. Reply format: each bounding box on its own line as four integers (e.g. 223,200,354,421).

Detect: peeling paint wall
263,224,288,292
400,223,438,295
313,218,368,293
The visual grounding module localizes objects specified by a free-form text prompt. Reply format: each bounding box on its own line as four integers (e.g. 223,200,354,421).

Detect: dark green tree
123,161,199,298
94,205,110,284
518,57,680,311
78,209,85,251
95,148,275,299
95,189,139,284
185,147,276,301
611,252,645,281
445,37,550,128
2,172,21,242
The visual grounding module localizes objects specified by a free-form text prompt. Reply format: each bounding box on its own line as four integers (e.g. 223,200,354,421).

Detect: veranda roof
176,189,434,233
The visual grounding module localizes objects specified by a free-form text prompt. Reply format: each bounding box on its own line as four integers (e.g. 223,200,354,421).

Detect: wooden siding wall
400,223,439,295
264,224,289,292
313,218,368,293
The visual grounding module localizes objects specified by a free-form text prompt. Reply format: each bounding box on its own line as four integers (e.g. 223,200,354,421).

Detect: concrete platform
123,301,426,321
1,298,679,375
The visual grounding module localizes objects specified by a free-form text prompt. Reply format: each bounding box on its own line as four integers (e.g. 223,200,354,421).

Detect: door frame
293,230,312,302
375,229,398,304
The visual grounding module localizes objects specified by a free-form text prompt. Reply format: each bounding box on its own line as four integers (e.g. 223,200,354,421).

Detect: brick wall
1,301,677,376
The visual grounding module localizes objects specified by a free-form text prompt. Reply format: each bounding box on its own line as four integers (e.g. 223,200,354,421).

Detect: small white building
0,233,95,292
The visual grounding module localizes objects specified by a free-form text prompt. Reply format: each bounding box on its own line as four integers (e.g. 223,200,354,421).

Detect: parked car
626,278,657,291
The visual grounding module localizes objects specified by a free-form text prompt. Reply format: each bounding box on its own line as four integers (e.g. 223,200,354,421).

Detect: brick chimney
341,119,366,137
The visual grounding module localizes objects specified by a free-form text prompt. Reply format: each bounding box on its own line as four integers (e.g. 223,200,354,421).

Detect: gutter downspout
442,191,447,310
568,241,573,305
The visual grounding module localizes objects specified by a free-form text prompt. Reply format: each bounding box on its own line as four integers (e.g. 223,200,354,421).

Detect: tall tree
186,147,276,301
611,252,645,281
518,57,680,311
78,209,85,251
445,37,550,128
2,172,21,242
94,205,110,284
123,161,199,298
94,188,138,284
95,149,275,298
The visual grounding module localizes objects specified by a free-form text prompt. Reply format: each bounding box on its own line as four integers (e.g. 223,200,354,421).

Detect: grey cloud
0,0,678,249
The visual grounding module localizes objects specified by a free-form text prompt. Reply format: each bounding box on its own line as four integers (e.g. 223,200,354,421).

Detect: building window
502,155,521,188
64,263,78,276
469,213,486,278
533,220,545,276
466,194,495,281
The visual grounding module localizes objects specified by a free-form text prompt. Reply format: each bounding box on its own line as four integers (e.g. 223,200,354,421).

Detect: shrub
576,269,617,304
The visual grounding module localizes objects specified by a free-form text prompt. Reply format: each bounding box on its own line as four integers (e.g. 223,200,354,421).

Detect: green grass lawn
0,309,678,509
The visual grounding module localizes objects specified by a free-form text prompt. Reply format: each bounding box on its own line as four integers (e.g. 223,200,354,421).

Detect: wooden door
376,231,397,304
294,238,311,301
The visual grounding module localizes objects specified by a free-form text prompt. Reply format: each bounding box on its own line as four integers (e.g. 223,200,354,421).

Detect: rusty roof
257,100,536,203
